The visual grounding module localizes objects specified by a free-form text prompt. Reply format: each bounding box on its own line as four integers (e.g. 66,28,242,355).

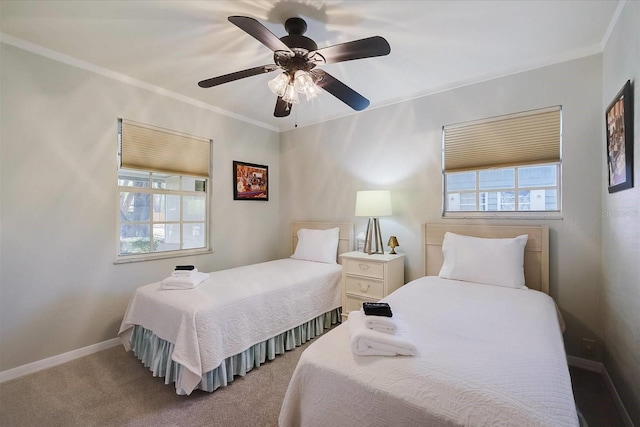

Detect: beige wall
280,54,604,360
0,44,281,371
601,1,640,423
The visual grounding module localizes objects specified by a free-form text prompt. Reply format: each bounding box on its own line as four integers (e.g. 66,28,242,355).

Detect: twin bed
119,222,578,426
118,222,353,395
279,224,579,426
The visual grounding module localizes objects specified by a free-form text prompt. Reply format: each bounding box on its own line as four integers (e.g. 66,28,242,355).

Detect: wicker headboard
291,222,354,264
423,224,550,294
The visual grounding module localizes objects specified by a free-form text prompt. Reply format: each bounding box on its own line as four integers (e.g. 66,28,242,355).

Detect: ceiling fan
198,16,391,117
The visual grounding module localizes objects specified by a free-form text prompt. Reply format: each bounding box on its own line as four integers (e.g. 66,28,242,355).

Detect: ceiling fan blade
198,65,278,88
274,97,292,117
228,16,293,53
315,72,370,111
311,36,390,64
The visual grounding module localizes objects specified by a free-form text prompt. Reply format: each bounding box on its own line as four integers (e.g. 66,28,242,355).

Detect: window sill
442,211,562,220
114,248,213,264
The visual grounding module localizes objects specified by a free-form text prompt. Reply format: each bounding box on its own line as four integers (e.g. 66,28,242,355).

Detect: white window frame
116,171,211,263
443,164,562,219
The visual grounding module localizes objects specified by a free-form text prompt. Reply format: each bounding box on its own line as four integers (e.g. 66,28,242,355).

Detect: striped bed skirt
128,308,341,395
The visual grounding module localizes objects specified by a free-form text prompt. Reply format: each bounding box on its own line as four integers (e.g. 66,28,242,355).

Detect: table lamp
387,236,399,254
355,190,392,255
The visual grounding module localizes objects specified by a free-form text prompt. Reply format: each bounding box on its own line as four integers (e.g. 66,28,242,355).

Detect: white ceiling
0,0,622,132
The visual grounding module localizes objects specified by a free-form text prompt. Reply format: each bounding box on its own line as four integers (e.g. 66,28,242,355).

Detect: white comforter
279,276,578,427
118,258,342,395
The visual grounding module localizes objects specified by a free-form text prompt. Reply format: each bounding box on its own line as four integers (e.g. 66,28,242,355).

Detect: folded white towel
172,268,198,277
162,271,209,290
361,308,405,334
348,310,417,356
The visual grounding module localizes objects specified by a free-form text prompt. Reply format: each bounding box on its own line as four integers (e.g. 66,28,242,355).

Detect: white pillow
438,232,529,288
290,227,340,264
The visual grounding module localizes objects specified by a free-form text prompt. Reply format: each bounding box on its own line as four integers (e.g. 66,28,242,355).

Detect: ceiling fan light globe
293,70,313,92
293,70,322,100
282,84,299,104
268,72,289,97
304,84,322,101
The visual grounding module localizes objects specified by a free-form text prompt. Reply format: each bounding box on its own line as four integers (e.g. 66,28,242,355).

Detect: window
443,106,561,217
117,119,211,261
445,164,559,212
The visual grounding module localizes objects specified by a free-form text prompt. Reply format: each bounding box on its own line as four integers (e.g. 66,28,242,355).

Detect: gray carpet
570,366,625,427
0,341,305,427
0,339,626,427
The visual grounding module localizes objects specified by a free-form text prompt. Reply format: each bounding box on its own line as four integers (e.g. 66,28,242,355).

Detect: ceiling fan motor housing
280,34,318,52
284,17,307,36
274,17,322,74
280,18,318,52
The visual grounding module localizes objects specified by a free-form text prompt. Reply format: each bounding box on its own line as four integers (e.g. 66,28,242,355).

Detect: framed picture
233,161,269,201
605,80,634,193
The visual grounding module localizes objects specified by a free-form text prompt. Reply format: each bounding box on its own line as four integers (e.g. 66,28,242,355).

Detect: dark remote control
362,302,393,317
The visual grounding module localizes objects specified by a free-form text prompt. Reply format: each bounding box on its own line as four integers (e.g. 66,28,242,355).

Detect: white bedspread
118,258,342,395
279,276,578,427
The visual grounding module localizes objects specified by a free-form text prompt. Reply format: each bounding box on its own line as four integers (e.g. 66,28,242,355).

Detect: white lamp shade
355,190,392,217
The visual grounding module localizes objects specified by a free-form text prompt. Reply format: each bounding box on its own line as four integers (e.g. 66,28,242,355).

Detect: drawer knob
358,282,369,292
358,263,370,270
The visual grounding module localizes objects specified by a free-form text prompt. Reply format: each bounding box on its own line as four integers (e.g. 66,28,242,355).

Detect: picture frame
233,161,269,201
605,80,634,193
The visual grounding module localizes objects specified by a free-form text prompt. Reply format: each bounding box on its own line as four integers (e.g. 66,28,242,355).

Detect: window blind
443,106,561,172
119,119,211,177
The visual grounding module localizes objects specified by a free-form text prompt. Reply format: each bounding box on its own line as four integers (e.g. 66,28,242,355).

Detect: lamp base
363,217,384,255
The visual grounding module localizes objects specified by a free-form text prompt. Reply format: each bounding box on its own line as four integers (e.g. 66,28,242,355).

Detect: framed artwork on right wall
605,79,634,193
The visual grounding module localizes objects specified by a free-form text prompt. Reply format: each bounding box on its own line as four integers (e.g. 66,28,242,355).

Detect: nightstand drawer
344,276,384,299
343,259,384,279
344,295,374,314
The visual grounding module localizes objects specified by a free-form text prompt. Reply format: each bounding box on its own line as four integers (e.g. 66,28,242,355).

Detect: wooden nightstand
339,251,405,319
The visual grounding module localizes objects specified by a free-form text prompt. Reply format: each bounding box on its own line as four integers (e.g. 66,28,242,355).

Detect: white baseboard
568,356,635,427
567,355,603,372
0,338,121,383
601,366,635,427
